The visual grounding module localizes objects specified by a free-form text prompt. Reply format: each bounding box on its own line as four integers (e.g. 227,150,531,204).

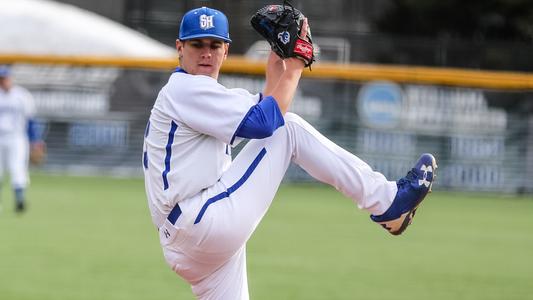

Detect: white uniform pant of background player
0,135,30,189
155,113,397,299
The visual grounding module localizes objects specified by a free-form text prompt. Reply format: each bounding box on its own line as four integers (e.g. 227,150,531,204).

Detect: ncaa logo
200,14,214,30
278,31,290,44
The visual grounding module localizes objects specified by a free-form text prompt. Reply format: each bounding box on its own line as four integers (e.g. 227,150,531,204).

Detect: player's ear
223,43,229,59
176,39,184,58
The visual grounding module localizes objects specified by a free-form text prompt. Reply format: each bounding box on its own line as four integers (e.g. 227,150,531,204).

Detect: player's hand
30,141,47,165
286,18,309,69
299,18,310,42
251,5,315,67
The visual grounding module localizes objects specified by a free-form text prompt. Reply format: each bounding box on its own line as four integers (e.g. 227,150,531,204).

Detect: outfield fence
1,54,533,193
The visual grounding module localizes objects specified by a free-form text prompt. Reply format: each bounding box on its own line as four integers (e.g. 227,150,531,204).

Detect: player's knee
284,112,300,120
284,112,313,131
284,112,304,124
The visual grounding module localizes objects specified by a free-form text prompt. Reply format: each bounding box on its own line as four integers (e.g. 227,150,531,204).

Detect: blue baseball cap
179,7,232,43
0,65,11,77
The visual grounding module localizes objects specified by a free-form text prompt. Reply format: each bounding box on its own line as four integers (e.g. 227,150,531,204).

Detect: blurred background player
0,65,45,213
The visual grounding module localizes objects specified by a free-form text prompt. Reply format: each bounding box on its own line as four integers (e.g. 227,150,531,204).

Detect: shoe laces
398,169,418,188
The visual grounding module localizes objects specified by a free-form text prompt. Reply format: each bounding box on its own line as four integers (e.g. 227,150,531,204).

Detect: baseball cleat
15,201,25,213
370,153,437,235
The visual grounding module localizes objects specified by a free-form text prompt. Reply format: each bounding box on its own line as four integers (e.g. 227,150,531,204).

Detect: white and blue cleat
371,153,437,235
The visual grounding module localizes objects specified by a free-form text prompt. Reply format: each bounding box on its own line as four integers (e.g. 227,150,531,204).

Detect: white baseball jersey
143,71,397,299
0,85,35,136
143,71,260,227
0,85,35,188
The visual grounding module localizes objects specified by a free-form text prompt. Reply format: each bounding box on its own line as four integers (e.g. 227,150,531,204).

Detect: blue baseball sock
14,187,25,204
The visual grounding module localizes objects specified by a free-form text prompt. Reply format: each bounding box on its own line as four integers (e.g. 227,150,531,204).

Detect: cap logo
200,14,214,30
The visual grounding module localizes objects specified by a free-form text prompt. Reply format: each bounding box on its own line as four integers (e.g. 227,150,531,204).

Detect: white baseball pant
156,113,397,299
0,136,30,189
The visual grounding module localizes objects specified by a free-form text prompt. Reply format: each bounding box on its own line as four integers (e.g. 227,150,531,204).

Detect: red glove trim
294,38,314,64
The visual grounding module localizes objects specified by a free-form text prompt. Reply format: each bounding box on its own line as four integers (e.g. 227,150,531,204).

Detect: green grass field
1,173,532,300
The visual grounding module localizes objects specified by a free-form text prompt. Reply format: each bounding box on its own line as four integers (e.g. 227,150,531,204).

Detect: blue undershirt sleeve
27,119,39,143
232,96,285,142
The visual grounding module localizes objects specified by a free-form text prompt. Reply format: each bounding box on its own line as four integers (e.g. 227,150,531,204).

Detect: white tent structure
0,0,175,58
0,0,179,120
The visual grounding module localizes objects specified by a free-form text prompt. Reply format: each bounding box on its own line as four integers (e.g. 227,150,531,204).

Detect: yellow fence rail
1,53,533,90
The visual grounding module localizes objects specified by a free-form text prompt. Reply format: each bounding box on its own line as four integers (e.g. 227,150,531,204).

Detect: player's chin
196,65,216,77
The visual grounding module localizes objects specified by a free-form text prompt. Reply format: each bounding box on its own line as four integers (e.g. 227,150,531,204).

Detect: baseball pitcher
142,5,437,299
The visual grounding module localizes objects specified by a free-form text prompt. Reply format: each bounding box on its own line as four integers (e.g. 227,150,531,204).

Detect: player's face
0,77,12,92
176,38,229,79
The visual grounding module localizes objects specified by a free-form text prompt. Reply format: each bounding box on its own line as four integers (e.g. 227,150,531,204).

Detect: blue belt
167,203,182,225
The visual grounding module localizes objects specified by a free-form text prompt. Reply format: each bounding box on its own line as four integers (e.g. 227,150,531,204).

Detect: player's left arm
232,95,284,143
24,90,46,164
233,19,311,141
27,119,47,165
262,18,309,114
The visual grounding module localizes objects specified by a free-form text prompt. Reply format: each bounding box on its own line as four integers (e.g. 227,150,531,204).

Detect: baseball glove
250,1,315,67
30,141,47,165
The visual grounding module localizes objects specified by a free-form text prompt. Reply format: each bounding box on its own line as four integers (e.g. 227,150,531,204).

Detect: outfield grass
1,173,532,300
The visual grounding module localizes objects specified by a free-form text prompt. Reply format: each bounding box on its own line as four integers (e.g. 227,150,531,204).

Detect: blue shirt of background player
174,67,285,142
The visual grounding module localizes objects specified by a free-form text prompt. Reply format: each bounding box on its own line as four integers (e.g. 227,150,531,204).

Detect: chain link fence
6,61,532,193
